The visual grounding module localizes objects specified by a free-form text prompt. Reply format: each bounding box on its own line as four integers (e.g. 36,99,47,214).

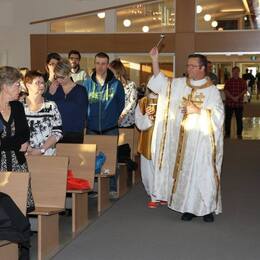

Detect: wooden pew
0,172,29,260
84,135,117,214
26,156,68,260
56,143,96,235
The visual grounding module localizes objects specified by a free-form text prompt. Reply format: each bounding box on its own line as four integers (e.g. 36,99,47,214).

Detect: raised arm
149,47,160,76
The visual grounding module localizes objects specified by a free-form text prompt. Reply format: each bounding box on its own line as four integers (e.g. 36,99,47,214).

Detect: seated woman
0,66,34,212
109,59,137,128
46,59,87,143
23,70,63,155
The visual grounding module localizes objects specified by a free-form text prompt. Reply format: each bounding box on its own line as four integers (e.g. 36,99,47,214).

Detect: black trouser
225,105,243,136
0,192,31,260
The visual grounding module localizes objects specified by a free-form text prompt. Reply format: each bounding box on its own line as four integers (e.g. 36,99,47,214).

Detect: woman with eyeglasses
23,70,63,156
0,66,35,212
46,59,87,143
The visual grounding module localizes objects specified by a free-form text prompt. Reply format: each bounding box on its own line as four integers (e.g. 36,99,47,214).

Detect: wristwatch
40,148,46,154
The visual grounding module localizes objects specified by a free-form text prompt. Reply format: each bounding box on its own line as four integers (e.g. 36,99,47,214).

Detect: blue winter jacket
83,69,125,132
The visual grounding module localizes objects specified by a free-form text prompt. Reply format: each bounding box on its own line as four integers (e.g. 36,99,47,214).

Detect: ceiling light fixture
123,19,131,27
142,25,149,33
196,5,203,14
220,9,244,13
204,14,212,22
211,20,218,28
97,12,105,19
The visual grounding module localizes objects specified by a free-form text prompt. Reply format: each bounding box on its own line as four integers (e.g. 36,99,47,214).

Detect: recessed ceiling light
97,12,105,19
142,25,149,33
123,19,131,27
196,5,203,14
211,21,218,28
204,14,212,22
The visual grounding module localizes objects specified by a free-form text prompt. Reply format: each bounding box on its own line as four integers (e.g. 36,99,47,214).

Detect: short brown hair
24,70,44,85
95,52,109,62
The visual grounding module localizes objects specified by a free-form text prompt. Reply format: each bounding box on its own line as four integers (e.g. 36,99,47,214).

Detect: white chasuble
148,72,224,215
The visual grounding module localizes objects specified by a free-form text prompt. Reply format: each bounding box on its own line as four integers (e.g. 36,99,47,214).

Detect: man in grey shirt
68,50,88,84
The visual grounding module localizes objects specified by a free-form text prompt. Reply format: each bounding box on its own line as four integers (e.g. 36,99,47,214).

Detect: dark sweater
0,101,30,164
46,84,88,133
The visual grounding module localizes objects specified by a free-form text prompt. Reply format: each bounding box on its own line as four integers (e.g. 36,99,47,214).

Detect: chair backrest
119,128,136,160
0,172,29,215
84,135,118,176
26,156,68,208
56,143,96,189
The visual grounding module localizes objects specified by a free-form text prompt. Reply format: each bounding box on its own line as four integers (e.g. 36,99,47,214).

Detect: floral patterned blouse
119,80,138,127
23,101,63,155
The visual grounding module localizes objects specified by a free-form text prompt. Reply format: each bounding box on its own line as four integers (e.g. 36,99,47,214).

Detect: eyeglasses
54,75,66,80
186,64,201,69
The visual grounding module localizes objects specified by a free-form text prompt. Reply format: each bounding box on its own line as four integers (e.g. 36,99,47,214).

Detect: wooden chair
0,172,29,260
84,135,117,214
56,143,96,235
27,156,68,260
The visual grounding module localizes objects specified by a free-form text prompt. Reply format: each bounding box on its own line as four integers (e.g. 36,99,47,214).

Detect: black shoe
181,213,196,221
203,213,214,222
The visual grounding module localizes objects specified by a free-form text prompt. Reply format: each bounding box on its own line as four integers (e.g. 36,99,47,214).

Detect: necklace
186,77,212,89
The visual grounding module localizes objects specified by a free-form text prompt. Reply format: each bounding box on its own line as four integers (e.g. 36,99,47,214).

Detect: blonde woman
46,59,87,143
109,59,137,128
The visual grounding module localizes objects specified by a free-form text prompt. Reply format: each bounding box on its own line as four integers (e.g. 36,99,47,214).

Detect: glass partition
116,0,175,33
196,0,260,31
50,13,105,33
50,0,175,33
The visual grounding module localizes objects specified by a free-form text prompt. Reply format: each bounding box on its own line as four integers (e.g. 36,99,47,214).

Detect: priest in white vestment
147,47,224,222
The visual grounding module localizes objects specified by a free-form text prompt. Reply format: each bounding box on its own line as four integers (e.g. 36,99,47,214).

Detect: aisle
54,140,260,260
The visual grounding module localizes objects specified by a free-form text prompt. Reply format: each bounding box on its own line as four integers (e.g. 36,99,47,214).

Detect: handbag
67,170,91,190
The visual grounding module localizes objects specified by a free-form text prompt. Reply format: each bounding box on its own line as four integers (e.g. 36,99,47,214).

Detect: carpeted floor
54,140,260,260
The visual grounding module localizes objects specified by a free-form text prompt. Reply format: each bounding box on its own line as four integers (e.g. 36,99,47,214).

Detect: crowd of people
0,47,253,258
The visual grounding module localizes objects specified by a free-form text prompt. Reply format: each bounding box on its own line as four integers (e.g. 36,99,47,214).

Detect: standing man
148,47,224,222
68,50,88,84
224,66,247,139
83,52,125,136
83,52,125,196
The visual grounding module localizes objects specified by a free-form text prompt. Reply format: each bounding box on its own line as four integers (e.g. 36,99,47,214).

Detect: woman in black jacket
0,66,34,212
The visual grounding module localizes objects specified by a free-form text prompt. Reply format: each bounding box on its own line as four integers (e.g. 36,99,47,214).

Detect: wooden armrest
29,207,64,216
67,189,91,194
0,240,11,247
